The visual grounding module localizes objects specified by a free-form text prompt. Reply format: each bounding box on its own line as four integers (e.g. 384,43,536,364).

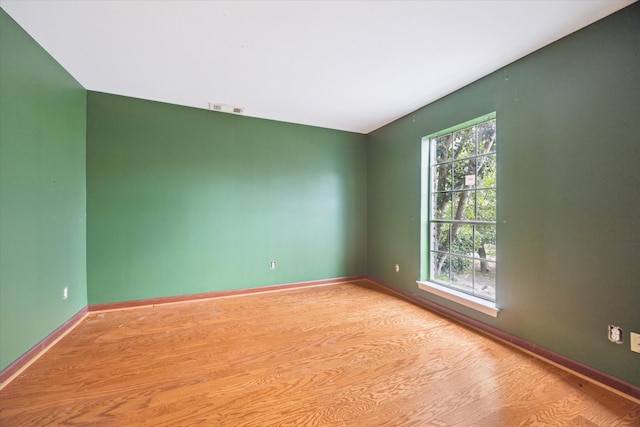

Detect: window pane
432,163,452,192
450,255,473,292
453,159,475,190
452,190,475,221
476,154,496,188
435,134,453,163
475,261,496,300
477,119,496,155
454,127,475,159
474,225,496,257
433,193,452,220
432,253,450,284
433,223,450,252
476,190,496,221
451,224,473,256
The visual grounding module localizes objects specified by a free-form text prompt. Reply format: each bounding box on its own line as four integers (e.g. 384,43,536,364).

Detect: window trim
420,112,499,317
416,280,499,317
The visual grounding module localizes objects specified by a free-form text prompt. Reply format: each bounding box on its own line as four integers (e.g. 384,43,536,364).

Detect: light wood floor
1,281,638,426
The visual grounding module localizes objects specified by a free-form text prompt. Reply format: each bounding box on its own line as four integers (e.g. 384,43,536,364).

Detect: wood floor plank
0,281,638,426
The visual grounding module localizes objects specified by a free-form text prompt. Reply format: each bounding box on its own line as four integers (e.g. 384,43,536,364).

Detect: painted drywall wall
367,3,640,387
0,9,87,372
87,92,367,305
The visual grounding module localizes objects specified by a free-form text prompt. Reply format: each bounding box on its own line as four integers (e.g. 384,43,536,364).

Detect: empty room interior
1,1,639,425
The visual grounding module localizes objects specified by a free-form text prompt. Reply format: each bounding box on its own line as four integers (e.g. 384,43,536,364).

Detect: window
419,113,498,315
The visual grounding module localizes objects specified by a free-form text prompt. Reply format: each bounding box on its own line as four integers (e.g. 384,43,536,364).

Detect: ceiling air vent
208,102,244,115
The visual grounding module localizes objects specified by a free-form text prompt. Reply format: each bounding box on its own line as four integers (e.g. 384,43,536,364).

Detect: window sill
416,281,499,318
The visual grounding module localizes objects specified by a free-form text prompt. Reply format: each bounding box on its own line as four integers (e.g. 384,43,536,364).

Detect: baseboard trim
88,276,367,312
0,307,88,388
366,276,640,402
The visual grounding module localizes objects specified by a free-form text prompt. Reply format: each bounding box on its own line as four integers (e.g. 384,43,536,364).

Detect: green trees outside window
425,113,497,301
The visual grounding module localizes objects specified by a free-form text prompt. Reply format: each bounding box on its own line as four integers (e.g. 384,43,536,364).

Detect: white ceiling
1,1,634,134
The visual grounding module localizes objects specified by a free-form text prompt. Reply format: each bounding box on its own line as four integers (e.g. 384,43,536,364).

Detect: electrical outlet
63,286,68,300
395,264,400,272
608,325,623,344
630,332,640,354
269,261,276,270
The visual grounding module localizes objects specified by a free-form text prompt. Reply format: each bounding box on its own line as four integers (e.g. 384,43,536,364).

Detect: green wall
367,4,640,387
86,92,367,305
0,9,87,372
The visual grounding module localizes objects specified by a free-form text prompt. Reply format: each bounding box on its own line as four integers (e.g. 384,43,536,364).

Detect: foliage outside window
424,113,497,302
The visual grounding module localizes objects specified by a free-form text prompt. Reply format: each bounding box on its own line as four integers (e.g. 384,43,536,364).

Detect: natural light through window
419,113,498,316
